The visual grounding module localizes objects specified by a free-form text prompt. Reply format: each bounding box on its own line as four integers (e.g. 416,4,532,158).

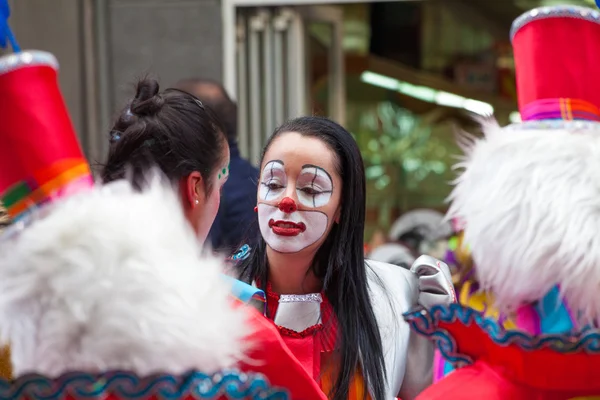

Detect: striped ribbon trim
521,98,600,122
1,159,92,219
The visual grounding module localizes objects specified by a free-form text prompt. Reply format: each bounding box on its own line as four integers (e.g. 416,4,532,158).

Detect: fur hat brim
0,175,250,377
448,118,600,324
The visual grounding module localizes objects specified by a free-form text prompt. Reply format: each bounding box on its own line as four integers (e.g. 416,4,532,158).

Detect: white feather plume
0,176,250,377
448,119,600,325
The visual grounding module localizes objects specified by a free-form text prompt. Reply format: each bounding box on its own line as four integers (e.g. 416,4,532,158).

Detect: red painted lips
268,219,306,236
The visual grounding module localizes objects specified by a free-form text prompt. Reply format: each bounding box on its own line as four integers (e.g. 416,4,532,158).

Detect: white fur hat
0,176,250,378
448,118,600,325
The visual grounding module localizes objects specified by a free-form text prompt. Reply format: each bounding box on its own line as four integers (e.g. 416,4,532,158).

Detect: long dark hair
101,78,227,193
236,116,386,400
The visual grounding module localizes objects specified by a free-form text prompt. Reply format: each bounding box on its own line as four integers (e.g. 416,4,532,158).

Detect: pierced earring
254,206,258,213
195,199,199,205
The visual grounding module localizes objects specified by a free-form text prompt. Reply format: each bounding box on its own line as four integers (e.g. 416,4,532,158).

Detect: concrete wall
6,0,224,163
107,0,223,109
8,0,86,143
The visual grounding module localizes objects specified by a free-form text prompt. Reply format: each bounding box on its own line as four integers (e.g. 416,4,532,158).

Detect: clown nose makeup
278,197,297,214
258,203,328,253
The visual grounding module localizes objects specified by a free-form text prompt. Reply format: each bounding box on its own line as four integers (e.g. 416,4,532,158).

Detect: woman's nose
278,197,298,213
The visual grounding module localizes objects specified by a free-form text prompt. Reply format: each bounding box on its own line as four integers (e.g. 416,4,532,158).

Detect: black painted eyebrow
301,164,333,184
263,159,284,168
262,160,285,199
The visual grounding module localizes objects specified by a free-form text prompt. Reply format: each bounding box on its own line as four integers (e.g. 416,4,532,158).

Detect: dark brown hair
175,78,238,143
101,78,227,193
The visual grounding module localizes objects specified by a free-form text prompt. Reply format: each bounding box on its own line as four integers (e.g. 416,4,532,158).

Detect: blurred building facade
6,0,596,235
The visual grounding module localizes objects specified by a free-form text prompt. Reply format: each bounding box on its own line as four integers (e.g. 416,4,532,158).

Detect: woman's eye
264,182,283,190
300,187,320,196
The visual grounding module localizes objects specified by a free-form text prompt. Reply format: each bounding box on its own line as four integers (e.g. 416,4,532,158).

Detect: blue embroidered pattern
231,244,251,261
0,369,289,400
403,304,600,365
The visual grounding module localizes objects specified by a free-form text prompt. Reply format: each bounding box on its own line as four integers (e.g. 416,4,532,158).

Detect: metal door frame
298,4,346,125
222,0,402,102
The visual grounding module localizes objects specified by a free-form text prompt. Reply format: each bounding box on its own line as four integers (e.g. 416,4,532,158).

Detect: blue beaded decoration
232,244,251,261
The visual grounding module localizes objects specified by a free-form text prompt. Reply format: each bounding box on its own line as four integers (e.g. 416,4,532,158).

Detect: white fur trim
0,177,250,377
448,118,600,324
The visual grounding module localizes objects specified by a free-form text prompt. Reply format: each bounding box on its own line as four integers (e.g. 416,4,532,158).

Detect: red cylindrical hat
511,6,600,122
0,51,92,220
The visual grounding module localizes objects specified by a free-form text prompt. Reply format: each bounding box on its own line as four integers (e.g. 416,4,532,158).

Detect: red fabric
417,361,600,400
264,282,337,349
264,283,338,380
0,63,83,192
239,307,327,400
513,17,600,110
435,318,600,393
37,303,327,400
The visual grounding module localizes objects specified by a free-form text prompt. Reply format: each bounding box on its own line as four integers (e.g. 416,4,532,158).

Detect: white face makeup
257,160,336,253
259,160,287,202
258,203,328,253
259,161,334,209
296,165,333,208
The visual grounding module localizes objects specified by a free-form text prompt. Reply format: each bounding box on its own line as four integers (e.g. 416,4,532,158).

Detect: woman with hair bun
102,78,229,246
100,78,326,399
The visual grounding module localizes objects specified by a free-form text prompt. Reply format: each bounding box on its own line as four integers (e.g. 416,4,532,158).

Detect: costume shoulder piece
405,304,600,392
367,256,456,399
366,256,455,311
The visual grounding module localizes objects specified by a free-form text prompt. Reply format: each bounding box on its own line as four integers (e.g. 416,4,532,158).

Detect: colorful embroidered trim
403,304,600,365
1,158,92,219
0,370,289,399
521,98,600,122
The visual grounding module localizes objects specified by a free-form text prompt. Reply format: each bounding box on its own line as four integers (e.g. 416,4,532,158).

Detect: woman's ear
184,172,205,208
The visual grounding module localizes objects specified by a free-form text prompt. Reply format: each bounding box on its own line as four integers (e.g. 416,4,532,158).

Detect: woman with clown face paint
234,116,456,400
257,160,335,254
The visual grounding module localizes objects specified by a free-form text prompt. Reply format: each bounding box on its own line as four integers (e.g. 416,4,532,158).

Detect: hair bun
130,78,165,117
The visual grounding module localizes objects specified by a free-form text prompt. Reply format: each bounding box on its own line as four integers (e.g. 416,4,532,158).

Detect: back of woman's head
101,78,227,193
